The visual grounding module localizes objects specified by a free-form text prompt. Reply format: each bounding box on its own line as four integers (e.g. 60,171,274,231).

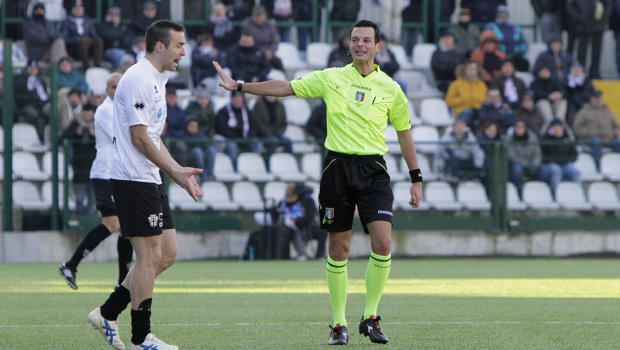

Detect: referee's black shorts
91,179,116,217
111,179,175,237
318,151,394,234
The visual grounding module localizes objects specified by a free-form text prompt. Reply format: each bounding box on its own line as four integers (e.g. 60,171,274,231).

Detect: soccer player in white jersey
58,73,134,291
88,20,203,350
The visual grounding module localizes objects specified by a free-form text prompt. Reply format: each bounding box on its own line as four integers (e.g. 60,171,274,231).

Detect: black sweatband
409,169,423,183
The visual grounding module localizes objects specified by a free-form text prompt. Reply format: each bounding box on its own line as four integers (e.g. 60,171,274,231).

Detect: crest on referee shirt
355,91,365,102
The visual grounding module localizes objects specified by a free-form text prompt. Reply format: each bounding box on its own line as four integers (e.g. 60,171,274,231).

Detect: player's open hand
174,167,204,202
213,61,237,91
409,182,423,208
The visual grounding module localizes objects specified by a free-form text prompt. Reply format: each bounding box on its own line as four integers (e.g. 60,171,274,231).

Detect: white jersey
110,58,168,184
89,96,114,180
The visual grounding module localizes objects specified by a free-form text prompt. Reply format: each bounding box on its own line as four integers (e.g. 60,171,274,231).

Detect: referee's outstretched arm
213,61,295,97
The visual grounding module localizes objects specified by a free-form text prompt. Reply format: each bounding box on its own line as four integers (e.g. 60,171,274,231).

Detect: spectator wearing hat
531,65,567,123
566,0,612,79
131,1,159,39
227,31,271,83
484,5,529,71
57,57,89,93
460,0,506,24
241,5,284,71
533,36,573,84
507,118,542,197
539,119,580,198
515,90,546,134
432,31,466,94
200,3,238,51
14,61,49,140
96,6,133,69
470,30,506,82
445,60,488,116
215,91,263,169
564,62,595,125
191,34,225,88
436,116,485,181
23,3,68,65
491,59,527,110
61,102,97,215
252,95,293,162
530,0,564,44
60,0,104,69
572,90,620,168
448,8,482,56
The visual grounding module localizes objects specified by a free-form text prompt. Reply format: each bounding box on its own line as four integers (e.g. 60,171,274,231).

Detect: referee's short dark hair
145,20,185,54
350,20,381,45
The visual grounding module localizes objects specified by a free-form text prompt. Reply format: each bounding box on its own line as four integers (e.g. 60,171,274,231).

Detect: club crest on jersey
355,91,365,102
134,101,145,110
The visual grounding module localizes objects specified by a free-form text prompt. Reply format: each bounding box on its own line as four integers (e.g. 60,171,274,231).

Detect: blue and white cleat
88,307,125,350
129,333,178,350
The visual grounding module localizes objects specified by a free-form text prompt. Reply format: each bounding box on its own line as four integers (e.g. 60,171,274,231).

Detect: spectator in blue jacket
58,57,89,93
533,36,573,83
164,89,189,166
60,0,103,69
484,5,529,71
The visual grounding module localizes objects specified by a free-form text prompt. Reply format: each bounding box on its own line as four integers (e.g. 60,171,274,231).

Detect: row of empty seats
11,178,620,213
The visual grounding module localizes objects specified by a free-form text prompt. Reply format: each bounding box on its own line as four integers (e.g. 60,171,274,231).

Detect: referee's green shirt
291,63,410,155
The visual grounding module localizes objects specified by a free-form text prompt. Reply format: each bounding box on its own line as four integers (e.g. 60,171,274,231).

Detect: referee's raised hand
213,61,237,91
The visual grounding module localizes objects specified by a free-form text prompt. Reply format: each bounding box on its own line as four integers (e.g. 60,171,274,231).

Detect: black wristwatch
236,80,244,92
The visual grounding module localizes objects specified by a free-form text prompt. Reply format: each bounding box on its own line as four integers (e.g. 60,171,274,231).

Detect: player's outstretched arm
213,61,295,97
397,129,423,208
129,125,204,201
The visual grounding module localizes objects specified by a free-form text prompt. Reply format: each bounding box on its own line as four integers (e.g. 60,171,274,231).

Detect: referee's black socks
131,298,152,345
100,284,131,321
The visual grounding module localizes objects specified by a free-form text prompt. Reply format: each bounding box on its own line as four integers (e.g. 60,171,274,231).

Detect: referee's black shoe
328,324,349,345
359,315,389,344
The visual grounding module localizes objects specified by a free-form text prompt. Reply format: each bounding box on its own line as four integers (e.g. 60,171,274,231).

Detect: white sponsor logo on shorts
377,210,393,216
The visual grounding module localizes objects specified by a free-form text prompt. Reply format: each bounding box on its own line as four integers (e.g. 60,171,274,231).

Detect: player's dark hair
349,20,381,44
145,20,185,54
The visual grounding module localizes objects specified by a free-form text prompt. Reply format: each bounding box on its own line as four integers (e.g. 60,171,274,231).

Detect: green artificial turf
1,258,619,349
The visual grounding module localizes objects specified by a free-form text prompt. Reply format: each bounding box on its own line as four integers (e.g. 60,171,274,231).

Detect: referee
214,19,423,345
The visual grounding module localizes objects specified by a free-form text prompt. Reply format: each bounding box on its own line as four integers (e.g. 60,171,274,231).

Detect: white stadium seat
556,181,593,211
269,153,307,181
425,181,463,211
201,181,239,211
456,181,491,211
232,181,265,211
237,152,275,182
168,183,207,211
588,181,620,211
522,181,560,210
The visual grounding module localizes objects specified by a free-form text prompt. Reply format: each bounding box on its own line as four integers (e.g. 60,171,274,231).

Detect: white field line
2,321,620,329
